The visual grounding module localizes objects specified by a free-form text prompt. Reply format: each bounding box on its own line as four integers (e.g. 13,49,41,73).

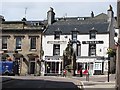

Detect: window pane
16,37,22,49
54,32,60,39
90,32,96,39
53,44,60,56
89,44,96,56
30,37,36,49
2,37,7,49
72,33,77,40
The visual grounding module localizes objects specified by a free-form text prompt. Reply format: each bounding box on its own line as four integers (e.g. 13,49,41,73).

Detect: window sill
2,49,8,51
16,49,22,51
29,49,37,52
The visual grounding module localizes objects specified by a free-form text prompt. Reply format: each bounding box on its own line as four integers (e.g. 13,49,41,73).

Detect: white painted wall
77,34,109,57
43,33,109,59
42,34,71,60
78,34,89,56
96,34,109,57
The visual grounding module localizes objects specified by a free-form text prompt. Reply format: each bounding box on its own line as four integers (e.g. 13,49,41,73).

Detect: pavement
82,81,115,89
73,74,116,89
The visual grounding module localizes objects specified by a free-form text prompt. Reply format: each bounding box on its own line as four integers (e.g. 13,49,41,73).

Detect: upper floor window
2,37,7,50
89,44,96,56
30,37,36,50
77,44,81,56
89,27,97,39
72,32,77,41
71,28,78,41
53,44,60,56
16,37,22,50
90,32,96,39
54,28,61,40
54,32,60,39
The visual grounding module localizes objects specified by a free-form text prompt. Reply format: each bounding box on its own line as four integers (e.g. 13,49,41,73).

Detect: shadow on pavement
2,78,82,90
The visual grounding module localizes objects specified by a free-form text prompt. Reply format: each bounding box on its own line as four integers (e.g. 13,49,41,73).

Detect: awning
1,53,9,60
27,53,39,60
76,58,96,63
13,53,24,59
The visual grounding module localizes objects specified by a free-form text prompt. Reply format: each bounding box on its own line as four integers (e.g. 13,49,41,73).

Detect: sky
0,0,117,21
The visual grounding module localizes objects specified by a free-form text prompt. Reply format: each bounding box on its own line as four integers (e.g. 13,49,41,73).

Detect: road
2,76,83,90
1,74,116,90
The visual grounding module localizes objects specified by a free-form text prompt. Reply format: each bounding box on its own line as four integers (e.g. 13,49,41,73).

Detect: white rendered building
42,6,116,76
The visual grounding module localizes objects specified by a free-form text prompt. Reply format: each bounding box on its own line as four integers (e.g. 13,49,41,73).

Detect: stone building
1,17,45,75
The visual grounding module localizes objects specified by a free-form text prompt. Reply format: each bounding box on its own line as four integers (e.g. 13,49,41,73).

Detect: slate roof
44,13,110,35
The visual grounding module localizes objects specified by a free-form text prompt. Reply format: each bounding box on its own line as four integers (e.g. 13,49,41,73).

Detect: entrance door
29,62,35,74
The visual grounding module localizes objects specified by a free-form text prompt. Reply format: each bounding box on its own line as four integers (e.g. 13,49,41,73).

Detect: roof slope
44,13,109,35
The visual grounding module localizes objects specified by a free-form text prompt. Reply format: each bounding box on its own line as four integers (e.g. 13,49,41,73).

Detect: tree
107,48,116,57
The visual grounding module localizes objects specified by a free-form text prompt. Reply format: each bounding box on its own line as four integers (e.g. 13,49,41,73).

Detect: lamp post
108,55,110,82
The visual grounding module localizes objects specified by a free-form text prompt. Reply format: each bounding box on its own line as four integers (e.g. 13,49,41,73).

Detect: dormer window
89,27,97,39
71,28,78,42
54,32,60,39
90,32,96,39
54,28,61,40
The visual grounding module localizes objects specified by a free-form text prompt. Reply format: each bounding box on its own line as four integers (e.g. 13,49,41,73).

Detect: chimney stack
91,11,94,18
47,7,55,25
107,5,114,22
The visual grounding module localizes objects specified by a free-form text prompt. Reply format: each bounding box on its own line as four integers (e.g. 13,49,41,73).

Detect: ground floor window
45,62,62,74
94,62,102,70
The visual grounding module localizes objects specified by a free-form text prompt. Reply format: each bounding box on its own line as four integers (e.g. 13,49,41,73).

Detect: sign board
82,41,104,44
47,41,67,44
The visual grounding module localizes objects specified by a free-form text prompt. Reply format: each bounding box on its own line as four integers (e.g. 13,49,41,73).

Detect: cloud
1,2,117,21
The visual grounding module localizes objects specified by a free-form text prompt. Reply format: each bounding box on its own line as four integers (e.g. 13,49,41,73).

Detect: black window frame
30,37,36,50
2,37,7,50
16,37,22,50
72,32,77,41
89,44,96,56
53,44,60,56
90,31,96,39
77,44,81,56
54,32,60,40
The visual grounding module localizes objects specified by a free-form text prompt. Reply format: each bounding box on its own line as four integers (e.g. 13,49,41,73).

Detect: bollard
86,73,89,81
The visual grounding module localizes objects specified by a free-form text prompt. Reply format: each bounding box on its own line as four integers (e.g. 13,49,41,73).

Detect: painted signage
47,41,67,44
82,41,104,44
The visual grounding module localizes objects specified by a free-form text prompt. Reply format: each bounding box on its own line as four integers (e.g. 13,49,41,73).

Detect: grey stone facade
1,19,44,75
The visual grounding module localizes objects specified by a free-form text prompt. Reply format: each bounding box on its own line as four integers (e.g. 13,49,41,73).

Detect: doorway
29,61,36,74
